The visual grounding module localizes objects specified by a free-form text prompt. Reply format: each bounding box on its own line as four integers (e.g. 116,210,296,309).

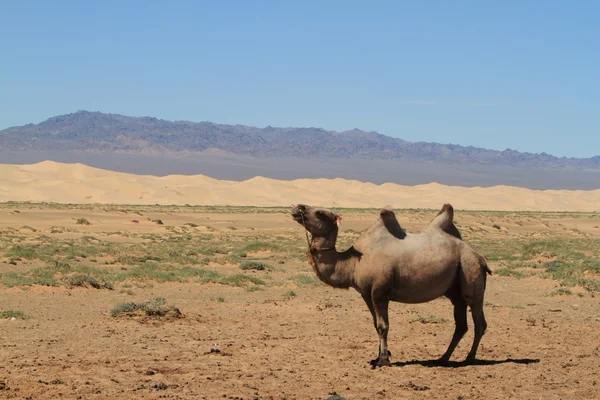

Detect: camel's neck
308,228,358,289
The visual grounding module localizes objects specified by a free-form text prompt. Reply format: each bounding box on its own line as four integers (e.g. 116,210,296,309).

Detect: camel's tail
480,255,492,275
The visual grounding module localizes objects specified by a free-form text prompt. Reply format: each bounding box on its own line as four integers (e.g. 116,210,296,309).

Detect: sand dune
1,161,599,211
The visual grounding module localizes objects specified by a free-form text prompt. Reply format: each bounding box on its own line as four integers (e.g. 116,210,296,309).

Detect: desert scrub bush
495,268,526,278
81,235,102,243
216,274,265,287
238,241,281,253
117,264,214,283
211,254,244,265
239,261,270,271
0,272,58,287
0,310,28,319
63,274,114,290
282,290,296,297
45,260,73,273
410,314,448,324
115,254,162,265
110,297,181,318
197,244,229,256
549,288,573,296
5,244,42,260
289,274,320,286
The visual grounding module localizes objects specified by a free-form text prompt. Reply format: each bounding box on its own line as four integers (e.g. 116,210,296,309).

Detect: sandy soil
1,161,600,211
1,207,599,399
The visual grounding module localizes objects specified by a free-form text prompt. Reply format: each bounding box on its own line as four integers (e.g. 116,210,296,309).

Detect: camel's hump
427,203,462,240
439,203,454,216
379,208,406,239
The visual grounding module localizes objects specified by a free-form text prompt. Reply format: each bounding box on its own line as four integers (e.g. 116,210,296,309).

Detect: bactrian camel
291,203,492,368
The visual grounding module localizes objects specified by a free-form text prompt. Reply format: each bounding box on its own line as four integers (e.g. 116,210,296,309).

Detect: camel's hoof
369,356,392,369
435,358,450,366
463,357,476,365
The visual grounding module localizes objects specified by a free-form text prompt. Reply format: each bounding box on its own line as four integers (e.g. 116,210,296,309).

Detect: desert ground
1,201,599,400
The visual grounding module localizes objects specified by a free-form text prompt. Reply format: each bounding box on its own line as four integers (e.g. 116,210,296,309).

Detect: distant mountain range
2,110,600,190
2,110,599,168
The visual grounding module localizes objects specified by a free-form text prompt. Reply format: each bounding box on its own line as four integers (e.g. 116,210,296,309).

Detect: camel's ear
335,215,342,228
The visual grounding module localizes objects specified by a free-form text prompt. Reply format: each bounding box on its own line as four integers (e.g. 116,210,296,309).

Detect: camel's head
291,204,341,237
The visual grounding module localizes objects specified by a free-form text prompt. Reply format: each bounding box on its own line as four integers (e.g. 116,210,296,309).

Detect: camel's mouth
291,205,307,224
291,210,304,223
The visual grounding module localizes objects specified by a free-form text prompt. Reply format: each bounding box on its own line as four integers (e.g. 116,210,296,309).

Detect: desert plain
0,162,599,399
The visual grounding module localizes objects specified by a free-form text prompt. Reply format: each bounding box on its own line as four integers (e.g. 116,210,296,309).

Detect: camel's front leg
369,288,392,368
371,299,391,368
362,293,390,368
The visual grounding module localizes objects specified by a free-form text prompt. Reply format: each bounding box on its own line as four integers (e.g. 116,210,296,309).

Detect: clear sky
1,1,598,158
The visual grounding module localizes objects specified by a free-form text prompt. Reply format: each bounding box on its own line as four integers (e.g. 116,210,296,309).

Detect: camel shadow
390,358,540,368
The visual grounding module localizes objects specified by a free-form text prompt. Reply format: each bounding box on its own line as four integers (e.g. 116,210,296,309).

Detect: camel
291,203,491,368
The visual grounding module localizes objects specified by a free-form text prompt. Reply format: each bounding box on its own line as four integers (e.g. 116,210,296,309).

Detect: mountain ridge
3,110,599,168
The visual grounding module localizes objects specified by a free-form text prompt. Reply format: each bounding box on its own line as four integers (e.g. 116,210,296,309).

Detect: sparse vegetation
0,204,598,297
217,274,265,287
1,202,599,398
197,244,228,256
63,274,114,290
110,297,182,319
238,241,281,253
76,218,91,225
289,274,320,286
495,268,526,278
239,260,269,271
549,288,573,296
0,310,28,319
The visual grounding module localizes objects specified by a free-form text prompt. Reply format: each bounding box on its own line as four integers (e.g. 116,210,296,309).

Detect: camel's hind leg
466,303,487,363
460,252,490,363
440,291,468,363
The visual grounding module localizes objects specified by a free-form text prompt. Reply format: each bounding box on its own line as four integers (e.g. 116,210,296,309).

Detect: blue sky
1,1,598,157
